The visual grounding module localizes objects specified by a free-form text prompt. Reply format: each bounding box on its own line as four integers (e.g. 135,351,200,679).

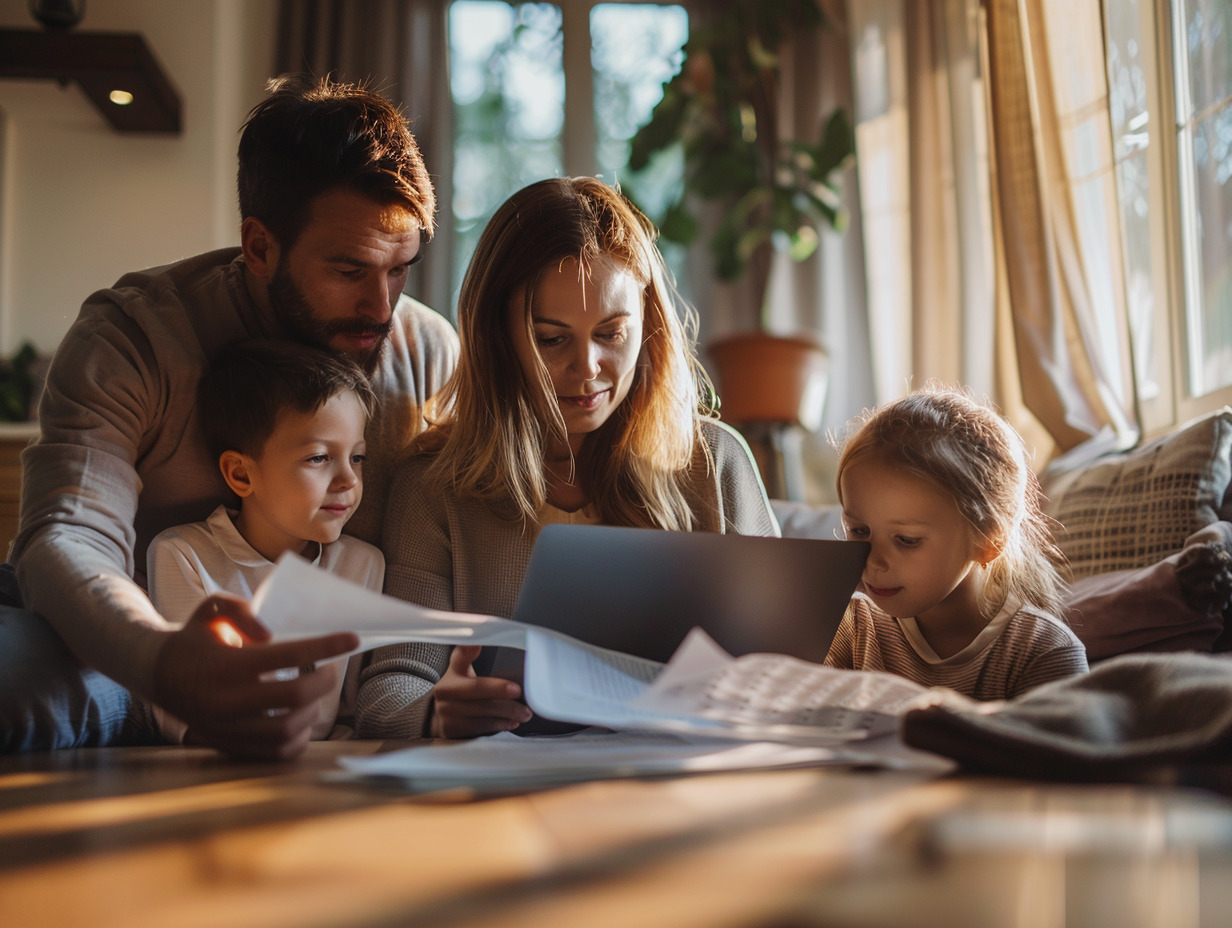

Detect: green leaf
801,189,838,228
629,87,686,170
788,226,819,261
710,218,745,280
658,201,700,244
735,225,771,263
814,108,856,175
690,151,759,198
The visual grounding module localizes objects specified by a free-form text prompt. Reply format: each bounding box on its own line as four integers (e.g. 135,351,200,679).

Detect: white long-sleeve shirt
147,505,385,740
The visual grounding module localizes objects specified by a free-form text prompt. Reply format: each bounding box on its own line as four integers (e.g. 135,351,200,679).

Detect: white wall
0,0,279,355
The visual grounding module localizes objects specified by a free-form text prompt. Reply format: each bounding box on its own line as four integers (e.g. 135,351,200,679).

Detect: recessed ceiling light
109,89,134,106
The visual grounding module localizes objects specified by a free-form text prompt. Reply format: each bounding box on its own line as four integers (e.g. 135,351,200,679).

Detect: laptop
484,524,869,731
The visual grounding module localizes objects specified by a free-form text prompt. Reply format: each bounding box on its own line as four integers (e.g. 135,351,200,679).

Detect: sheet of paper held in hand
253,554,951,784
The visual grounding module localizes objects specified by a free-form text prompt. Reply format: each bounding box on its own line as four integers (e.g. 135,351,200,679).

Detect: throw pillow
1065,550,1225,662
1042,407,1232,579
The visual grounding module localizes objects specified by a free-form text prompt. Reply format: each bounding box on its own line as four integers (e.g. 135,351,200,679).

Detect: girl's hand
428,645,534,739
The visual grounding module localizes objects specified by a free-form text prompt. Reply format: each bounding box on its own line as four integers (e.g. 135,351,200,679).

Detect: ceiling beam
0,28,182,134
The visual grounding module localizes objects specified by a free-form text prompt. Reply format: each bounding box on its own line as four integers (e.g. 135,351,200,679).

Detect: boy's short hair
199,339,377,461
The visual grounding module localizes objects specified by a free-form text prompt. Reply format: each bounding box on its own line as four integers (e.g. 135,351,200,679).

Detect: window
1104,0,1232,430
448,1,688,307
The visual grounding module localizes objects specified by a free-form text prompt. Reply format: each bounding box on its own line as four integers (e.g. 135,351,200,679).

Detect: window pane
1185,102,1232,394
1074,170,1130,402
450,1,565,307
590,4,686,198
1116,148,1161,402
1104,0,1158,404
1105,0,1151,158
1181,0,1232,116
590,3,689,290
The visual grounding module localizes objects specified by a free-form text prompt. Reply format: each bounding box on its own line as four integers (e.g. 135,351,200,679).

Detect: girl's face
839,457,988,626
510,255,645,454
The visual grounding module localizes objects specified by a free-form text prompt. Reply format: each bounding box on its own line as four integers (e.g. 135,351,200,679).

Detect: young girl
823,386,1088,699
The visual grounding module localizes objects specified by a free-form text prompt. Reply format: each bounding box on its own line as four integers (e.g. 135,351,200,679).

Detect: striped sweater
824,593,1089,700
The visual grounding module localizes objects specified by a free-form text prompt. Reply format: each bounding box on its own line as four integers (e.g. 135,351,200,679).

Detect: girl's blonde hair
419,176,712,528
833,385,1069,618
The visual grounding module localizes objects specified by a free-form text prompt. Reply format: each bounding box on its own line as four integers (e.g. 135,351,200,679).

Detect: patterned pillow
1042,408,1232,580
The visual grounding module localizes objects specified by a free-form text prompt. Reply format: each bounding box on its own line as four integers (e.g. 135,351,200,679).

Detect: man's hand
428,645,534,739
151,593,359,759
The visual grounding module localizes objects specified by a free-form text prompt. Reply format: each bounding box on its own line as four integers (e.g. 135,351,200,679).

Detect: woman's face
510,255,645,453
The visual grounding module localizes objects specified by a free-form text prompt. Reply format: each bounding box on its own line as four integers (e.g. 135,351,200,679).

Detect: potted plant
626,0,855,306
625,0,854,496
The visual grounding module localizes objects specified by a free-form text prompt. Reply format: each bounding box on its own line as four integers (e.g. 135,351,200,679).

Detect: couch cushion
769,499,846,541
1042,407,1232,580
1064,546,1226,662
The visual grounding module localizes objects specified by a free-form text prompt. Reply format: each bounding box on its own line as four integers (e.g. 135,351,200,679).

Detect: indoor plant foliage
627,0,855,302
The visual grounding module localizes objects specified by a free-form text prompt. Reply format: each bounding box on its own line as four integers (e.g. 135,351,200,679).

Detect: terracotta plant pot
707,332,829,432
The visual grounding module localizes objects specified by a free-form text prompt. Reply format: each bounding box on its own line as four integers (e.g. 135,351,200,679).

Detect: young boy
147,339,384,741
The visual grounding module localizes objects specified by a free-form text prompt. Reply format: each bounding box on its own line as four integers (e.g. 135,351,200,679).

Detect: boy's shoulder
323,534,385,591
149,511,224,554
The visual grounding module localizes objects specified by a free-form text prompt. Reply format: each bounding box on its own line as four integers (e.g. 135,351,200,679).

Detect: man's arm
11,294,358,757
13,301,180,691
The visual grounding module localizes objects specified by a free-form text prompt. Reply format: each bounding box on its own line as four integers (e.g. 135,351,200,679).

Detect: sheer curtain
846,0,994,405
276,0,457,319
846,0,1138,466
982,0,1139,459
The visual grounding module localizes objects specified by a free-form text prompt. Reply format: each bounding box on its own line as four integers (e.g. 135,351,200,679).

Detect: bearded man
0,76,458,758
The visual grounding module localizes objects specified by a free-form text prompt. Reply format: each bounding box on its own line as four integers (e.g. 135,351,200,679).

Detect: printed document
253,553,936,749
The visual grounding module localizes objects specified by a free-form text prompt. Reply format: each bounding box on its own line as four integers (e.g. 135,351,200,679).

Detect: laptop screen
510,524,869,664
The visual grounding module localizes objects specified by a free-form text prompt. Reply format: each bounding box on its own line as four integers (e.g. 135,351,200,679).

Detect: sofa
771,405,1232,663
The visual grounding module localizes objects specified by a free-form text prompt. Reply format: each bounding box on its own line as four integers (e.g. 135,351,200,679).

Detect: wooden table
2,742,1232,928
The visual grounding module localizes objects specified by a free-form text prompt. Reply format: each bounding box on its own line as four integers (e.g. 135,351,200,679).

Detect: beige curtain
982,0,1138,456
846,0,1137,463
847,0,993,406
276,0,456,319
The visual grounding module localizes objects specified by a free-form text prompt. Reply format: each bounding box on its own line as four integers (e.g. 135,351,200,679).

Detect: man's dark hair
237,74,435,249
199,339,377,461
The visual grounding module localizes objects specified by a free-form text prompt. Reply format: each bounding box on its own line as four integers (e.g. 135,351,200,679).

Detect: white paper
254,554,936,752
252,550,533,651
334,730,846,792
626,627,930,741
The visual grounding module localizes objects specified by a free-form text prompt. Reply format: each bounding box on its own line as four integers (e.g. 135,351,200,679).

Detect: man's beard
268,267,392,376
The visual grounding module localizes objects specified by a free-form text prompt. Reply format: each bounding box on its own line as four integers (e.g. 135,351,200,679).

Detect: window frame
1125,0,1232,433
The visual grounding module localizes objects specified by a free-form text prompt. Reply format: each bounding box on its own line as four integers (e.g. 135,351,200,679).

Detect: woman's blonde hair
420,176,712,528
833,385,1069,618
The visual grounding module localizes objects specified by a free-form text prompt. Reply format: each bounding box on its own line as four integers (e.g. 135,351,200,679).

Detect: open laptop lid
510,523,869,665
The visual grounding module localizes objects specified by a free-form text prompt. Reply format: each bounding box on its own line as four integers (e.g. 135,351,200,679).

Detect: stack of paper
255,554,950,789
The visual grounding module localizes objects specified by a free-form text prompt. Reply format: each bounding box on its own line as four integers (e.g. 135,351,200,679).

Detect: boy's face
234,390,368,561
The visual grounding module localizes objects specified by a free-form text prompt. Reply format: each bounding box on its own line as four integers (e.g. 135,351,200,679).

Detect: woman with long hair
354,176,778,739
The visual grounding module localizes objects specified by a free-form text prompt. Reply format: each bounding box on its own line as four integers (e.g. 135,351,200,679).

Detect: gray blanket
901,651,1232,780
